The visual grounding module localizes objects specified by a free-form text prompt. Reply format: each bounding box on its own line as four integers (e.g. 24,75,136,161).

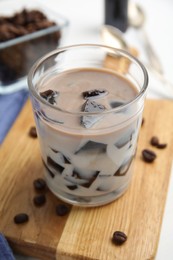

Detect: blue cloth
0,89,28,144
0,233,15,260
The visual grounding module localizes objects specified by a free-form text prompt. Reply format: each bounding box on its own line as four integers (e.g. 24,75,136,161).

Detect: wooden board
0,99,173,260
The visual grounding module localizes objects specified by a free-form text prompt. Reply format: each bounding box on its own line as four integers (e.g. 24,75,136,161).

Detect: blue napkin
0,233,15,260
0,89,29,144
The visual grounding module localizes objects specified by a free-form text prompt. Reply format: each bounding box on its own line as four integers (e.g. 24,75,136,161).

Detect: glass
0,0,68,94
28,44,148,207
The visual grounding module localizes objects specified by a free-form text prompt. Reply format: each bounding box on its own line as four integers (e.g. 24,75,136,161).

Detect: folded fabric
0,89,28,145
0,233,15,260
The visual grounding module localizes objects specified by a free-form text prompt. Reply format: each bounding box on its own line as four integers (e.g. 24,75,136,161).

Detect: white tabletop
13,0,173,259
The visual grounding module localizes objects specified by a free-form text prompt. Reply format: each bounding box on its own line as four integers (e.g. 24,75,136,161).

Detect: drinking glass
28,44,148,207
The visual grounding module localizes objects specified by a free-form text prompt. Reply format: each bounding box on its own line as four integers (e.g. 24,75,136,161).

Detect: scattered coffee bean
150,136,167,149
33,194,46,206
14,213,29,224
156,143,167,149
33,178,47,191
142,149,157,163
29,126,37,138
56,204,70,216
112,231,127,245
141,118,145,127
150,136,159,147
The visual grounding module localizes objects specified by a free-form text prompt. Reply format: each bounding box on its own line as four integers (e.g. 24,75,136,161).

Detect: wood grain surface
0,99,173,260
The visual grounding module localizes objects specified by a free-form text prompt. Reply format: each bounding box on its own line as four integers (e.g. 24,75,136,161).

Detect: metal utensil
101,25,128,50
101,24,173,99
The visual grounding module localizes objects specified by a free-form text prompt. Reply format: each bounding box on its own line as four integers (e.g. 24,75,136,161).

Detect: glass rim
27,43,149,116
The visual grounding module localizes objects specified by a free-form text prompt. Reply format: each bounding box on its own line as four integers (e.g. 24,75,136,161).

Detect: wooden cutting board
0,99,173,260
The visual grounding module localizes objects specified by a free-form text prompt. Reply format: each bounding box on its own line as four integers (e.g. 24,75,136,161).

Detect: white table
14,0,173,258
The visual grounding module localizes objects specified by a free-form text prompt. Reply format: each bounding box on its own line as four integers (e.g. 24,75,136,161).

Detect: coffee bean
0,9,57,42
142,149,157,163
141,118,145,127
33,194,46,206
112,231,127,245
29,126,37,138
150,136,167,149
56,204,70,216
150,136,159,146
156,143,167,149
14,213,29,224
33,178,47,191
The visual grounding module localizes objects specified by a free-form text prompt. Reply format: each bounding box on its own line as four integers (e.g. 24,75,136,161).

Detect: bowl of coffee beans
0,0,69,93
